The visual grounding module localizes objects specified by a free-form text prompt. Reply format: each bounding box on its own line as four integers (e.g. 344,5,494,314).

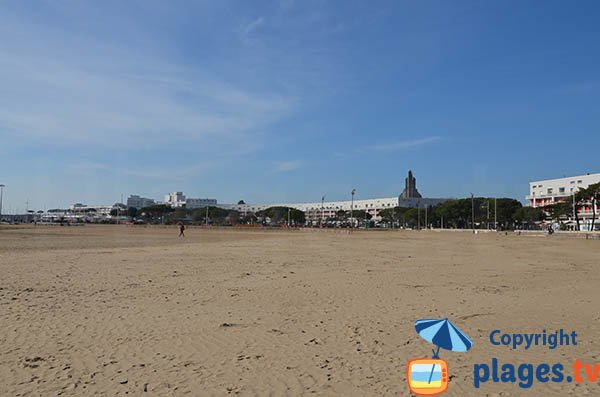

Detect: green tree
379,207,411,227
140,204,174,222
378,208,396,226
349,209,370,220
173,207,188,221
513,206,544,228
575,182,600,230
256,207,305,225
203,206,234,225
127,207,138,218
403,208,419,227
545,201,571,222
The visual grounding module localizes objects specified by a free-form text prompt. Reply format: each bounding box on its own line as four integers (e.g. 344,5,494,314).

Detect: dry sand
1,225,599,396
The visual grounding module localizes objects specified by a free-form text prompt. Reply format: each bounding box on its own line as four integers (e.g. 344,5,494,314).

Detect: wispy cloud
240,17,264,43
0,8,292,152
65,161,111,175
364,136,443,151
272,160,302,173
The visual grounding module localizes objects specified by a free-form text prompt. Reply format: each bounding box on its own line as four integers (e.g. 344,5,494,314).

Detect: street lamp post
0,184,5,222
572,190,576,231
494,197,497,230
471,193,475,232
321,195,325,227
350,189,356,228
487,200,490,229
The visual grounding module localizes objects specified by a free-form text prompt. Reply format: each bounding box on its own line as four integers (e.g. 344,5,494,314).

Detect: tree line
378,198,544,230
136,204,306,226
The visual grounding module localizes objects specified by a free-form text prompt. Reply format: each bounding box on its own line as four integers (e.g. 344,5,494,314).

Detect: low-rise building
185,198,217,209
127,195,155,209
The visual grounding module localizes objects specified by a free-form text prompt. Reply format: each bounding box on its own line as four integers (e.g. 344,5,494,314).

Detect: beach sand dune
1,226,599,396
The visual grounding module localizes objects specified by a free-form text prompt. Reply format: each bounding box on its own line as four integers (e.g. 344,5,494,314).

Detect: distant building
527,173,600,207
70,203,87,211
185,198,217,209
41,203,120,223
221,170,449,222
526,172,600,230
400,170,422,198
163,191,217,208
164,192,186,207
127,195,155,209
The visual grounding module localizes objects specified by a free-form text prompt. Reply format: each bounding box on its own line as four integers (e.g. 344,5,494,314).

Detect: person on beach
179,223,185,237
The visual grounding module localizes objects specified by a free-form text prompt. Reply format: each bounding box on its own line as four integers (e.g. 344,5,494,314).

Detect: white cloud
272,160,302,173
365,136,443,151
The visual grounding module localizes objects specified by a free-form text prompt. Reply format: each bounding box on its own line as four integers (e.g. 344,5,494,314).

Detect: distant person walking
179,223,185,237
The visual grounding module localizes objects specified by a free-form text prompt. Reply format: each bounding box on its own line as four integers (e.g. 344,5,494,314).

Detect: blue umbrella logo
415,318,473,384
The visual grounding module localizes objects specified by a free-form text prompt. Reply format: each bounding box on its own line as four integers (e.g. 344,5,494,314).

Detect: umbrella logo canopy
407,318,473,396
415,318,473,357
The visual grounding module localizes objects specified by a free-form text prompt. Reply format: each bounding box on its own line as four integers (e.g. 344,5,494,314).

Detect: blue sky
1,1,599,212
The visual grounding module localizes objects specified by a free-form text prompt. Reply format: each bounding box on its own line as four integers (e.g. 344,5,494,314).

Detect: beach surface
1,225,599,396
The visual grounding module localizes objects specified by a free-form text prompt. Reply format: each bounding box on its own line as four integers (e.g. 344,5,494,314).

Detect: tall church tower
400,170,422,198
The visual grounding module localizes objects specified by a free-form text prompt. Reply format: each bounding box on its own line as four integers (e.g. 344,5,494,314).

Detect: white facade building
220,171,449,223
527,173,600,208
164,192,186,207
222,197,398,221
127,195,155,209
164,192,217,209
223,196,447,222
526,172,600,231
42,203,121,222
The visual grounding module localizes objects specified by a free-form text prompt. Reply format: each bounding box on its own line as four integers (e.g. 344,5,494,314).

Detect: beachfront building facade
127,195,155,209
526,172,600,231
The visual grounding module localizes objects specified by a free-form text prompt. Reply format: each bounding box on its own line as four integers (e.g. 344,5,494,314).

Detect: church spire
400,170,422,198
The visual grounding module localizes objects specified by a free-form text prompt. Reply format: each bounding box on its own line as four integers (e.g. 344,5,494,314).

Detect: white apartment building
163,192,217,209
222,197,399,220
127,195,155,209
42,203,123,222
164,192,186,207
220,171,448,222
185,198,217,209
527,172,600,230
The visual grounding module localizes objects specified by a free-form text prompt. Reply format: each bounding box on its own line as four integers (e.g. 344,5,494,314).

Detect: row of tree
137,204,244,225
136,205,304,226
378,198,545,229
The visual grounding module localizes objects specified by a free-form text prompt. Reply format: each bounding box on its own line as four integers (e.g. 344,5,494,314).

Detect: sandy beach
1,225,599,396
